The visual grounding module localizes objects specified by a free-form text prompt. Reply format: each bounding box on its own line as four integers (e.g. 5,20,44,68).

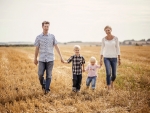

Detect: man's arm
54,44,64,62
34,46,39,65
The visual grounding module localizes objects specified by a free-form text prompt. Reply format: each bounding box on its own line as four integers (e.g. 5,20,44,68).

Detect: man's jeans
104,58,117,85
86,76,97,89
38,61,54,90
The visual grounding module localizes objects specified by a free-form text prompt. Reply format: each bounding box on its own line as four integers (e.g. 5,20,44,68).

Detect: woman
100,26,121,91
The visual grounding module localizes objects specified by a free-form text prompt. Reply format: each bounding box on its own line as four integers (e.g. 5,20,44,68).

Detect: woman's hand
118,59,121,65
100,59,103,66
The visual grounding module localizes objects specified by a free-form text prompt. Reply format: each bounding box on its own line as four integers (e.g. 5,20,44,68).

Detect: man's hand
34,46,39,65
61,58,64,63
34,59,38,65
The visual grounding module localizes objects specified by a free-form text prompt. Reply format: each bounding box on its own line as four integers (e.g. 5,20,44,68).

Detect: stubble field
0,45,150,113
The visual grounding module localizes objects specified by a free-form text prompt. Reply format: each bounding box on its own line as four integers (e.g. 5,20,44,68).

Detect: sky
0,0,150,42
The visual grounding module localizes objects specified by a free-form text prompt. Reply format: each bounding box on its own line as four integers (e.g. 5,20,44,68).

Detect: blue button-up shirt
34,33,58,62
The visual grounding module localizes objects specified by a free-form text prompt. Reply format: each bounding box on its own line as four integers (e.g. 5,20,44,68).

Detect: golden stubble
0,46,149,113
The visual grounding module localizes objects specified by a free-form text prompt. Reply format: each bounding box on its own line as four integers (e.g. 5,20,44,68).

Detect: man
34,21,63,94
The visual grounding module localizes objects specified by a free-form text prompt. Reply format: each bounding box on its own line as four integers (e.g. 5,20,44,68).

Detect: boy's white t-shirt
85,64,100,77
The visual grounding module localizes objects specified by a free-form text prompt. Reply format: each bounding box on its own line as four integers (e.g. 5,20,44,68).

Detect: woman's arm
116,38,121,65
118,55,121,65
100,38,104,66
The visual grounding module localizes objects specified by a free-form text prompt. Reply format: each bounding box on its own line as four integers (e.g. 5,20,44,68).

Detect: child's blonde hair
90,57,97,64
74,45,81,50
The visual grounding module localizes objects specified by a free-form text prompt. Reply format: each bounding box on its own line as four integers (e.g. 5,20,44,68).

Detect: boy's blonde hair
74,45,81,50
90,57,97,64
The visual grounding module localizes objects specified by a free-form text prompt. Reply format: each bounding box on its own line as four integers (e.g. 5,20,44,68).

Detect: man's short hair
42,21,50,26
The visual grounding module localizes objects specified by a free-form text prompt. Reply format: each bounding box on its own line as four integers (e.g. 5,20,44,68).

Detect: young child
85,57,101,90
63,45,85,92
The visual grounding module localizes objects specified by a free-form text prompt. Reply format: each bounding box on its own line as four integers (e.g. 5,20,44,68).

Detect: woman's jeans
104,58,117,85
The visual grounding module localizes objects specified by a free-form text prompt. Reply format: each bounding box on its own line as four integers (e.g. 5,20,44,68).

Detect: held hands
61,58,65,63
61,58,67,63
100,60,103,66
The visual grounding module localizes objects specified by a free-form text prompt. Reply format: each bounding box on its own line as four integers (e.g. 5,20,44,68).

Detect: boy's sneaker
72,87,77,92
72,89,77,92
42,86,45,90
42,84,45,90
76,89,80,93
45,89,50,94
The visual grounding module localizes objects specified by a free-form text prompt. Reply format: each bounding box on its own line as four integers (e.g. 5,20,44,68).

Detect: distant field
0,46,150,113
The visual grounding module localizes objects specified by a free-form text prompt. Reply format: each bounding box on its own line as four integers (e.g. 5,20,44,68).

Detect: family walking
34,21,121,94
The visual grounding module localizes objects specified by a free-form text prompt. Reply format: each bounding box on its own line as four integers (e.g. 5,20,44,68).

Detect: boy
63,45,85,92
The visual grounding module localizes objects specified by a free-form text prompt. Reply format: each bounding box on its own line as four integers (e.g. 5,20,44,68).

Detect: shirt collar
41,33,50,36
74,54,81,57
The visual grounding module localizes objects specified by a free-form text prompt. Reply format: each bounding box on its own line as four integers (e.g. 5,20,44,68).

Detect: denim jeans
72,74,82,91
38,61,54,90
104,58,117,85
86,76,97,89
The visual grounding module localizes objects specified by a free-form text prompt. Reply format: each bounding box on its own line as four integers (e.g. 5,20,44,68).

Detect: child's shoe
72,87,77,92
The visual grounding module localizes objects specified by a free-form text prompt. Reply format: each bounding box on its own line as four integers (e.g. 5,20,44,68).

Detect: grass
0,45,150,113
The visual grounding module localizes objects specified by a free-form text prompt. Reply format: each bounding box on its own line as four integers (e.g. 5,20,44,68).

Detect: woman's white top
100,36,120,58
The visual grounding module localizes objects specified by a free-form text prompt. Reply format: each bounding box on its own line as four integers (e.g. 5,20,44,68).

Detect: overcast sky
0,0,150,42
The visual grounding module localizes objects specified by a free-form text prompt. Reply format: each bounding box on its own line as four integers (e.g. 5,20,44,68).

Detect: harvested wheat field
0,45,150,113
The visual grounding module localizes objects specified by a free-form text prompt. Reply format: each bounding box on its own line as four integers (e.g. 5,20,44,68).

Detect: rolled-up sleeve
116,37,121,55
82,57,85,64
100,38,104,55
53,35,58,45
34,36,40,47
67,56,73,63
